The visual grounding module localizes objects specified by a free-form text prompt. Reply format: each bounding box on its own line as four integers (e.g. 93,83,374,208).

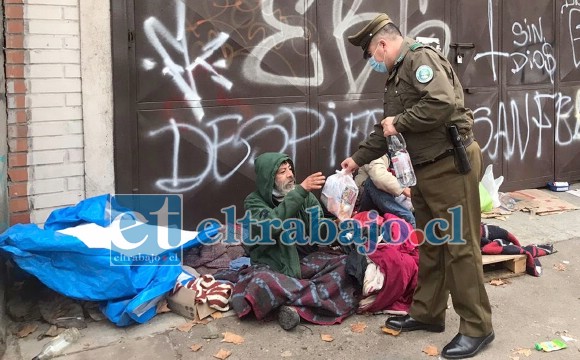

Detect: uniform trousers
409,141,493,337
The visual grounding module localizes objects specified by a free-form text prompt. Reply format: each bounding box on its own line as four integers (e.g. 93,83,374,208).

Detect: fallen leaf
37,325,65,340
350,322,367,333
44,325,64,337
281,350,292,357
512,348,532,357
554,263,567,271
16,323,38,338
222,332,244,345
177,321,195,332
195,319,210,325
156,299,171,314
213,349,232,360
320,334,334,342
422,345,439,356
190,344,203,352
490,279,506,286
211,312,223,319
381,326,401,336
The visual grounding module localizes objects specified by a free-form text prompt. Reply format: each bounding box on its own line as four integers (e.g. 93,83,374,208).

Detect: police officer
341,13,494,359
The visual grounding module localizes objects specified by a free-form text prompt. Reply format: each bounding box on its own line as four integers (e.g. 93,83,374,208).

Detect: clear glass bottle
388,134,417,187
32,328,81,360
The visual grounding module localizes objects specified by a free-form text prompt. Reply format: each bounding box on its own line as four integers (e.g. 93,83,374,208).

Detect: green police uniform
348,25,493,337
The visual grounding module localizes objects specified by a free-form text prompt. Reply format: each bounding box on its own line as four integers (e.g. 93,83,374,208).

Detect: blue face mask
368,57,388,73
368,45,388,73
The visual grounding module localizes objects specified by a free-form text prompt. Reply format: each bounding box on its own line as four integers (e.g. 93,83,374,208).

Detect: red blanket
354,212,419,313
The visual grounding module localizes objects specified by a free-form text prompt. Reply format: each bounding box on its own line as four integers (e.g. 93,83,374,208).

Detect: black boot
384,315,445,332
441,332,495,359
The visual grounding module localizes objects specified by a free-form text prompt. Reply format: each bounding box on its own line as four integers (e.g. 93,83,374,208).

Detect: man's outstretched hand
301,172,326,192
340,157,359,174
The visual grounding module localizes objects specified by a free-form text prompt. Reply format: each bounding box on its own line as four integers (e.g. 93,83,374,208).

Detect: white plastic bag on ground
321,170,359,220
480,164,503,209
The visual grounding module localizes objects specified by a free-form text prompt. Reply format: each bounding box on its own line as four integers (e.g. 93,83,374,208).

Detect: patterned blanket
230,252,359,325
480,224,555,276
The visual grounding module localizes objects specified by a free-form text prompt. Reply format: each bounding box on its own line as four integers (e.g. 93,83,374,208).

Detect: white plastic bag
480,164,503,209
321,170,359,220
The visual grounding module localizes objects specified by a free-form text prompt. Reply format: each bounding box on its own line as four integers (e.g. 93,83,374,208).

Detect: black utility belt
413,136,474,169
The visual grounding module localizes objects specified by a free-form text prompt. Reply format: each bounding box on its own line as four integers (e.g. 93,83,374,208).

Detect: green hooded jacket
243,153,322,278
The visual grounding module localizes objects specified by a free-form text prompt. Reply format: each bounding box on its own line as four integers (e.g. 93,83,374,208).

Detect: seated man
239,152,358,330
355,155,416,228
243,152,326,278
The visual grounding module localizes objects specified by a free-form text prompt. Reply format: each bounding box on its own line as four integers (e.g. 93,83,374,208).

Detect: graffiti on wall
149,105,381,193
470,0,580,162
474,90,580,161
140,0,450,191
474,0,556,83
562,1,580,69
136,0,580,193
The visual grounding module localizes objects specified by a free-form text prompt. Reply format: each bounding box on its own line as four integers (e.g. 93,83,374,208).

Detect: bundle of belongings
352,212,419,314
0,193,553,332
218,211,419,328
0,195,219,326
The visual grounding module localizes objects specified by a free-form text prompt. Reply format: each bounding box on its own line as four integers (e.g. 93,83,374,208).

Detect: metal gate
112,0,580,227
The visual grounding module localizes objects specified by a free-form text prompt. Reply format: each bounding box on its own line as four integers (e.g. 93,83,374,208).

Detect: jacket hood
254,153,295,206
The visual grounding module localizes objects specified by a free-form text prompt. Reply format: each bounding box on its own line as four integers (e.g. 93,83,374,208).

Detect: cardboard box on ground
167,285,216,321
166,265,217,321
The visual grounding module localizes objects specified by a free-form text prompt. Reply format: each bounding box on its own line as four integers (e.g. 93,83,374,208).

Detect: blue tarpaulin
0,194,219,326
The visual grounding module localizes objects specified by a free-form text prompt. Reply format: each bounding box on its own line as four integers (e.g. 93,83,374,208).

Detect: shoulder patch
416,65,434,83
409,42,423,51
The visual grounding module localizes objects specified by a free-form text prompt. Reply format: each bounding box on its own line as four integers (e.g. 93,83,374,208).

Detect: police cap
347,13,393,59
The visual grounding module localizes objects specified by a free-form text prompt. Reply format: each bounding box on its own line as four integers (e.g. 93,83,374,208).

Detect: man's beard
274,178,296,197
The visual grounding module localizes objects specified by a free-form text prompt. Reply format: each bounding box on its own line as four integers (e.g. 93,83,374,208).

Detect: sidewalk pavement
4,184,580,360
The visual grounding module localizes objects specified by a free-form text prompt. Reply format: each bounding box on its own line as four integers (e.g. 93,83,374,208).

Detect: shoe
441,331,495,359
384,315,445,332
278,305,300,331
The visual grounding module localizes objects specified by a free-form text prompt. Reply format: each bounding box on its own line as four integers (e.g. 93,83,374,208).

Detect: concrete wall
79,1,114,198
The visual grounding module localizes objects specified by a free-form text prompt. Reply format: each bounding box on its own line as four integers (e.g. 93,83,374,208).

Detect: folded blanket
230,252,358,325
480,224,555,276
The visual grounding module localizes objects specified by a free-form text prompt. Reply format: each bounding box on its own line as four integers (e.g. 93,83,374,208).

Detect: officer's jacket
352,37,474,167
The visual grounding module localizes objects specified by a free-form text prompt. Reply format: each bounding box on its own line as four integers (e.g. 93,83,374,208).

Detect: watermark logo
195,205,468,255
109,194,183,266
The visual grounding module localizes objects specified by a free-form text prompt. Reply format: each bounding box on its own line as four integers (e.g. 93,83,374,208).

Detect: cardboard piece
167,286,216,320
509,189,578,215
481,207,512,220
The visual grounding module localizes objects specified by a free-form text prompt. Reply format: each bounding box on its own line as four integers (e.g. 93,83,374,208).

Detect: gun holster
448,125,472,174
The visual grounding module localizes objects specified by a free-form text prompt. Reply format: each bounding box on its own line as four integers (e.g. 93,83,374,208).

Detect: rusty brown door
450,0,502,180
557,1,580,181
112,0,452,227
113,0,580,227
451,0,580,190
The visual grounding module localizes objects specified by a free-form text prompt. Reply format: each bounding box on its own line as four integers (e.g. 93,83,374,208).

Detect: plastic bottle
387,134,417,187
499,192,516,210
32,328,81,360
